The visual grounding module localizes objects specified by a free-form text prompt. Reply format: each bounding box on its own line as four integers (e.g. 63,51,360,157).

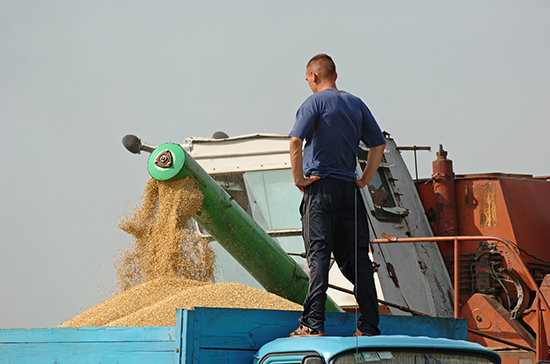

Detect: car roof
254,335,501,363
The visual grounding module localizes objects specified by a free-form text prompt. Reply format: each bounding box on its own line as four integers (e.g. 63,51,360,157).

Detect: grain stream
116,177,215,291
60,176,300,327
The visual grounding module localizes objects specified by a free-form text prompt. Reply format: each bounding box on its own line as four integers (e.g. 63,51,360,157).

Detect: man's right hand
294,175,321,193
290,136,321,193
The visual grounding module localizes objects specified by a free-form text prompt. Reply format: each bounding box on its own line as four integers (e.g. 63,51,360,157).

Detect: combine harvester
1,131,548,363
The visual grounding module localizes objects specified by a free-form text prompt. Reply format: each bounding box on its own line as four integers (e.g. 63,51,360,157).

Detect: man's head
305,53,338,93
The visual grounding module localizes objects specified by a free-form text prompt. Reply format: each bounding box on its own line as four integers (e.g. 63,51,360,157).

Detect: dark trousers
299,177,380,335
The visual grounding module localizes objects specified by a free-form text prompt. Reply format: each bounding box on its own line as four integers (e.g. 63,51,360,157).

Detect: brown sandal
353,329,374,337
288,324,327,337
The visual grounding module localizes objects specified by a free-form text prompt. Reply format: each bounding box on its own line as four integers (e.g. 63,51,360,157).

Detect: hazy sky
1,1,549,328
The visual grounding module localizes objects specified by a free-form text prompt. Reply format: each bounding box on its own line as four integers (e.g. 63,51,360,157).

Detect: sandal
288,324,327,337
353,328,375,337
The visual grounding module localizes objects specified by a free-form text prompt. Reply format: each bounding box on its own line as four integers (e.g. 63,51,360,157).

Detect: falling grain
115,177,215,291
60,175,300,328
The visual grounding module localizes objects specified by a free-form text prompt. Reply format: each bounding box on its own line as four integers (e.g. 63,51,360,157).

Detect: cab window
357,148,401,223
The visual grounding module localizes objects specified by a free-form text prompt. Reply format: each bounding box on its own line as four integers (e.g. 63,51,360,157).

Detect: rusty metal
497,351,536,364
396,145,431,183
454,238,459,318
371,233,550,360
467,328,534,352
299,276,432,317
468,242,530,318
327,282,431,317
524,275,550,362
473,242,494,295
154,150,173,168
417,172,550,337
431,145,458,236
417,173,550,283
386,262,400,288
537,297,549,361
374,233,550,318
462,293,535,351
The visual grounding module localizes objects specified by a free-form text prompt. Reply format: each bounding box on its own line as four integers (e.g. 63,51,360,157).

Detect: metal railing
371,232,550,360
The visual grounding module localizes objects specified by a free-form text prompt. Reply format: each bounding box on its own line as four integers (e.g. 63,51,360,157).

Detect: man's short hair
307,54,336,79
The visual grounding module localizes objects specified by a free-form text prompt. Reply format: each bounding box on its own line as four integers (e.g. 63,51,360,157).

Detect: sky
1,1,549,329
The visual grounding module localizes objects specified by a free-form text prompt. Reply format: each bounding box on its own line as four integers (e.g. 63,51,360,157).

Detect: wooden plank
174,309,185,364
182,307,468,364
198,348,257,364
0,326,175,343
179,309,199,364
0,326,177,364
380,315,468,340
189,307,467,347
189,308,301,350
0,342,175,364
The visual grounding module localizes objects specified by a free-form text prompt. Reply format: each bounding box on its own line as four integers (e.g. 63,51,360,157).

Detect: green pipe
147,142,342,312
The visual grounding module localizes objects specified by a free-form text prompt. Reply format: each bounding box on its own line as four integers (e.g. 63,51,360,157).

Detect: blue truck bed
0,308,467,363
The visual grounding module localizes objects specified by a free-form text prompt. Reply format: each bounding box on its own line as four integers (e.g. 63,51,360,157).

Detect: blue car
253,335,501,364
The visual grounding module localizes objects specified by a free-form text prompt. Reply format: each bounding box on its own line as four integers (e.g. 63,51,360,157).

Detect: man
288,54,386,337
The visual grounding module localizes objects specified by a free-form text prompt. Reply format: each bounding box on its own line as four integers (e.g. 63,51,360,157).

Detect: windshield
331,350,498,364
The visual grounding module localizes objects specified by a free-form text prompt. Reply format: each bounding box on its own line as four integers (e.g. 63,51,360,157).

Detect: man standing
288,54,386,337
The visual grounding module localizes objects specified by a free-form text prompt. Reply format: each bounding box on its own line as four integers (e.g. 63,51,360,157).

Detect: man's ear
312,71,320,84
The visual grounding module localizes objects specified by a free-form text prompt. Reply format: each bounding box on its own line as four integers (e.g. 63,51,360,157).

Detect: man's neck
315,83,338,93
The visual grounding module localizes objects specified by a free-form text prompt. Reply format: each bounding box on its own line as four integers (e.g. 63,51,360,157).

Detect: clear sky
1,1,548,328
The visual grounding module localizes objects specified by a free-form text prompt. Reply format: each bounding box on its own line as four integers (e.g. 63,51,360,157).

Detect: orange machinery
412,145,550,363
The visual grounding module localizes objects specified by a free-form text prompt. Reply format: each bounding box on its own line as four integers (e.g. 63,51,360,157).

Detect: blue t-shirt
289,89,385,181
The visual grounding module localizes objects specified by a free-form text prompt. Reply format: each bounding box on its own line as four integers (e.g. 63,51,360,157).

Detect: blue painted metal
0,308,471,364
253,336,502,364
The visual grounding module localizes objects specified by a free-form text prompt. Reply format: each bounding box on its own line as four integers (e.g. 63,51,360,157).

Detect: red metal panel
432,146,458,236
497,350,536,364
461,294,534,350
499,178,550,263
418,174,550,262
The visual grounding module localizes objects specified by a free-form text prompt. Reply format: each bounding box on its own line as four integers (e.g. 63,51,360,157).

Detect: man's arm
290,136,320,192
356,143,386,189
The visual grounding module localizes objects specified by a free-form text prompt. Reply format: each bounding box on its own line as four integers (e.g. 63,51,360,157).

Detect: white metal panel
183,134,291,174
361,136,454,317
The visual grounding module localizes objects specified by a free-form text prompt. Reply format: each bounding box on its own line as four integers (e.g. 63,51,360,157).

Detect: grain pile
61,278,301,327
60,176,301,328
107,282,302,327
59,277,209,327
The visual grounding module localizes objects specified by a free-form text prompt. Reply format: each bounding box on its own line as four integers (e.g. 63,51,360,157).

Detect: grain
107,282,302,327
115,177,215,292
60,175,300,328
59,277,209,327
